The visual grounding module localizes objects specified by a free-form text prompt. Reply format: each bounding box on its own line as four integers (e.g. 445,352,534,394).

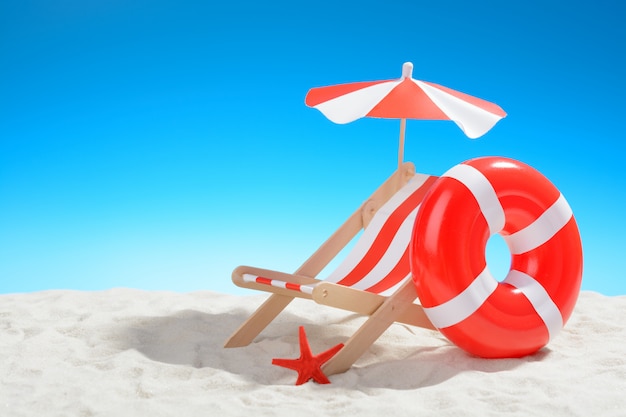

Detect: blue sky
1,1,624,295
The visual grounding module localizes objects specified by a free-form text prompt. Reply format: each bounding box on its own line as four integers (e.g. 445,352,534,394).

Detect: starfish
272,326,344,385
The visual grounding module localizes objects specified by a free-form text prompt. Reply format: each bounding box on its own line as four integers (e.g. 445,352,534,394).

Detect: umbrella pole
397,118,406,171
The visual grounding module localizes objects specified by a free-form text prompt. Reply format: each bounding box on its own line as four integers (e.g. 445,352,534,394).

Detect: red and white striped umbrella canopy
305,62,506,139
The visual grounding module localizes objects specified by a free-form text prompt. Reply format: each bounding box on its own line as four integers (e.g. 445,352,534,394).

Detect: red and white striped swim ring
410,156,583,358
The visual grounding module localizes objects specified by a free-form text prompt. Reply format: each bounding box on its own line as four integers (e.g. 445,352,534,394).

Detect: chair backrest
324,173,438,295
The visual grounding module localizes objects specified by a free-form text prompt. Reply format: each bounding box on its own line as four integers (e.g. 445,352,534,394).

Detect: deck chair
224,162,438,376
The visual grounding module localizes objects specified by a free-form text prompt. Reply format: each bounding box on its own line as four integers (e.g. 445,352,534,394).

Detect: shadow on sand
110,303,551,390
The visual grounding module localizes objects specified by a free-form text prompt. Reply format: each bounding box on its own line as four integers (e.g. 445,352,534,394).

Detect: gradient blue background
1,1,624,295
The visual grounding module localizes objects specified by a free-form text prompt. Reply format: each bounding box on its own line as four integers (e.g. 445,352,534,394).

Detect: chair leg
224,294,294,348
322,279,418,376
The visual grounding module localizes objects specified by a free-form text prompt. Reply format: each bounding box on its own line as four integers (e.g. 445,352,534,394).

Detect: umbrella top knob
401,62,413,79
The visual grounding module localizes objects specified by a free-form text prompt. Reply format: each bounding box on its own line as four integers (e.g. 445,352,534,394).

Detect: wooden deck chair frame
224,162,437,376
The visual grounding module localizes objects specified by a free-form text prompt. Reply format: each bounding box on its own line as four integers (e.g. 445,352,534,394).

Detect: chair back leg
322,279,418,375
224,294,294,347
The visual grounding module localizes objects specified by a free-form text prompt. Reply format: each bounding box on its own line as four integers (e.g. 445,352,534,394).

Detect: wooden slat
312,281,435,330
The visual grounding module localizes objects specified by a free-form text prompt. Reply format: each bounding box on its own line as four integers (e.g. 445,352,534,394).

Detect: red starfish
272,326,344,385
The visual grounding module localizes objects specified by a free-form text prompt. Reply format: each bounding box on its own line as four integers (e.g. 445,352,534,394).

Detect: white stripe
272,280,288,290
348,205,419,291
415,80,504,139
503,270,563,340
325,174,430,283
313,80,400,124
443,164,505,235
423,266,498,329
243,273,257,284
299,285,314,295
504,194,573,255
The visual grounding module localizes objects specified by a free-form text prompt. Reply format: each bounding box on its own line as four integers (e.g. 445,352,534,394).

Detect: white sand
1,289,624,416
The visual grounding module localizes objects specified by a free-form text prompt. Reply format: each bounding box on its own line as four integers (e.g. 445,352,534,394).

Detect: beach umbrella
305,62,507,169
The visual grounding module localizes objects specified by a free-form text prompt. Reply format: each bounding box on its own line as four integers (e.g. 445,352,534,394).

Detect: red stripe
336,176,438,289
367,79,449,120
305,80,391,107
256,276,272,286
364,246,410,294
285,282,302,292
